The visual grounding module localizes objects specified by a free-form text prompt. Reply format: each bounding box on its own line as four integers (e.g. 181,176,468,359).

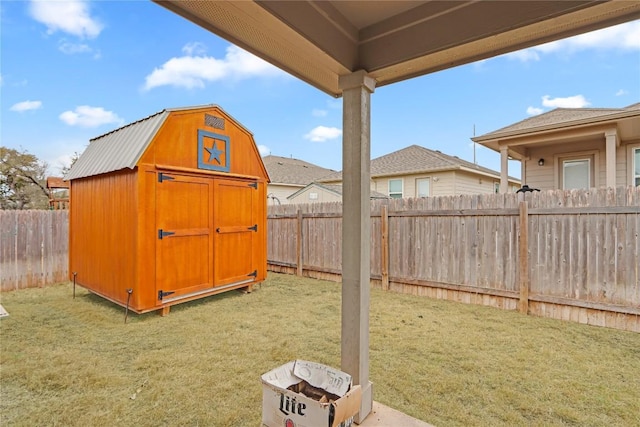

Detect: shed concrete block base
355,381,373,424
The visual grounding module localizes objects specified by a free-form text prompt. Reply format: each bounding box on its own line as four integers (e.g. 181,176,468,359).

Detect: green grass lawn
1,273,639,426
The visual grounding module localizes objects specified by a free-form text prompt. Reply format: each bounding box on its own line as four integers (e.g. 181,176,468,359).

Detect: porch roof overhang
152,1,640,422
153,1,640,98
473,109,640,160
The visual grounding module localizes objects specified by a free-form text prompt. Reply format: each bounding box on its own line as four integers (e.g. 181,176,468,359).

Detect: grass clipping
1,273,639,426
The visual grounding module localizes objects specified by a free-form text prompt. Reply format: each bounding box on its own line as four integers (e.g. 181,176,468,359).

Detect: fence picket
1,210,69,291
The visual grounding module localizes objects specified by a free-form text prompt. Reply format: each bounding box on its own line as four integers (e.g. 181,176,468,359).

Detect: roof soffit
156,0,640,96
155,0,350,96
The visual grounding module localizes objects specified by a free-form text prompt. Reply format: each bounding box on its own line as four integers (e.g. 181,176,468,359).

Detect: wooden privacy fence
268,187,640,332
0,210,69,291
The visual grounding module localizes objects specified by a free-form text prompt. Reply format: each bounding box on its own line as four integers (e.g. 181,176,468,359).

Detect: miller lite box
261,360,362,427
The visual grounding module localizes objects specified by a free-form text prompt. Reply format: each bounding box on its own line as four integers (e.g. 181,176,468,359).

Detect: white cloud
258,145,270,156
55,153,77,174
312,109,328,117
472,58,489,71
10,100,42,112
258,145,271,157
616,89,629,96
29,0,103,39
59,106,123,128
182,42,207,56
505,20,640,62
304,126,342,142
561,20,640,51
541,95,590,109
143,45,285,90
506,50,540,62
526,106,544,116
58,40,92,55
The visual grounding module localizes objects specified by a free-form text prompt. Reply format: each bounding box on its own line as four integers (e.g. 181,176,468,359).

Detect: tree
60,151,81,177
0,147,50,209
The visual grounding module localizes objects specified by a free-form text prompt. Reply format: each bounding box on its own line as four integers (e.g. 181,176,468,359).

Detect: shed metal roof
65,110,168,181
65,105,245,181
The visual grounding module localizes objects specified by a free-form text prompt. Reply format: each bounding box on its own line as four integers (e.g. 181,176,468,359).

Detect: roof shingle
320,144,502,181
263,155,336,185
475,103,640,140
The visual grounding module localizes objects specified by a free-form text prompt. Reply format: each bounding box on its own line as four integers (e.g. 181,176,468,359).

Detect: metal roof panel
65,110,169,180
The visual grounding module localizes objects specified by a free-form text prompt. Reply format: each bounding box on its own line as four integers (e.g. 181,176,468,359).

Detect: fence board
0,210,68,290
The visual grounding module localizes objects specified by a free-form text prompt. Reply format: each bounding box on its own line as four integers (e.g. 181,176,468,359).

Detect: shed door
213,178,258,286
156,172,212,302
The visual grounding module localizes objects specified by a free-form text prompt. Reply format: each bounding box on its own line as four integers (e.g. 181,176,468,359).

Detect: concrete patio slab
359,401,434,427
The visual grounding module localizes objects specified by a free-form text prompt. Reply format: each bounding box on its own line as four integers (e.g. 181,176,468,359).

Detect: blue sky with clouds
2,1,639,178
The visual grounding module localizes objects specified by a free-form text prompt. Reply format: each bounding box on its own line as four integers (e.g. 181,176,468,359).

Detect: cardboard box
261,360,362,427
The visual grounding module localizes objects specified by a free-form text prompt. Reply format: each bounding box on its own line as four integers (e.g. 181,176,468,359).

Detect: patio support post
339,69,375,423
500,145,509,192
605,129,618,188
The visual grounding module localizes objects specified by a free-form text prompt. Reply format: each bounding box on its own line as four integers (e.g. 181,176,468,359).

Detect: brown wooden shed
65,105,269,315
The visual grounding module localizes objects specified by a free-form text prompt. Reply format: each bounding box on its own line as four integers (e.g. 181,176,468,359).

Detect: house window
309,192,318,200
563,158,590,190
416,178,430,197
634,147,640,186
388,179,403,198
494,182,500,193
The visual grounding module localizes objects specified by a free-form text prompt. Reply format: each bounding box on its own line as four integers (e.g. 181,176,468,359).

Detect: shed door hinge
158,290,175,300
158,229,175,239
248,182,258,189
158,172,175,183
248,224,258,232
247,270,257,278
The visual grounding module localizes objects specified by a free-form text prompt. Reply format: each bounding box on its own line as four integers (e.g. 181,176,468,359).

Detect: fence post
518,200,529,314
296,209,303,276
381,205,389,290
14,212,19,291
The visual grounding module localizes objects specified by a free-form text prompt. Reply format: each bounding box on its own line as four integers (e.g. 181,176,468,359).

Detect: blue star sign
205,141,224,164
198,130,230,172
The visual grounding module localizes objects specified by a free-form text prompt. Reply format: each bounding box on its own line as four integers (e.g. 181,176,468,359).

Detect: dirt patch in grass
1,273,639,426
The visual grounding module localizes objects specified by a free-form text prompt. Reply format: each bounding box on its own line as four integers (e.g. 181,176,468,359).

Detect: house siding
453,171,501,194
370,170,512,198
431,171,457,196
525,137,638,189
372,173,445,197
288,187,341,204
267,184,301,205
622,140,640,186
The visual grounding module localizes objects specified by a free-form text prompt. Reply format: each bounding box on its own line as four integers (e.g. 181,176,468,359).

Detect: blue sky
2,1,639,178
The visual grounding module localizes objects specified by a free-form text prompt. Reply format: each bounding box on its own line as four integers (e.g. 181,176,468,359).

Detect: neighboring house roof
262,155,336,186
65,105,252,181
287,182,388,200
473,103,640,142
320,144,517,182
46,177,69,189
